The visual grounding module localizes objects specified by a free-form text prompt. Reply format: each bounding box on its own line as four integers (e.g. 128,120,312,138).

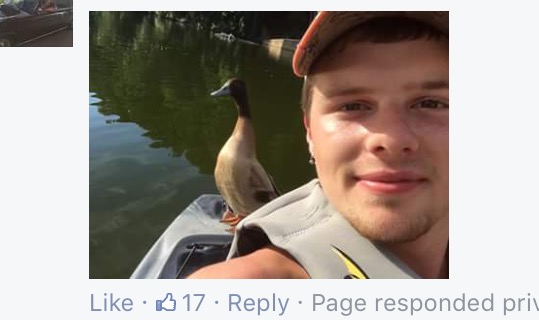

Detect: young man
189,11,449,279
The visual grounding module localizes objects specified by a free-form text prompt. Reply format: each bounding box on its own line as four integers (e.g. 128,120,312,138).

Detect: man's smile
354,170,428,194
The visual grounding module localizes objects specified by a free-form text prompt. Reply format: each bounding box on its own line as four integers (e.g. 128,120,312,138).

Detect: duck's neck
226,93,256,155
234,95,251,119
232,115,255,143
230,112,256,157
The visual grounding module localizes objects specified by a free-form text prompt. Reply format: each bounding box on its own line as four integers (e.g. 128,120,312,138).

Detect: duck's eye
412,99,449,110
339,102,371,112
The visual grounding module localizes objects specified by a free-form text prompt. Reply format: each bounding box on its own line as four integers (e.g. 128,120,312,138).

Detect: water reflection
89,12,313,278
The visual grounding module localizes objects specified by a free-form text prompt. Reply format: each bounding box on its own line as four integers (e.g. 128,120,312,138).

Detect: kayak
130,194,233,279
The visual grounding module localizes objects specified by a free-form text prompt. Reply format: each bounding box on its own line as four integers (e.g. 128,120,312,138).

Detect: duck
210,78,280,230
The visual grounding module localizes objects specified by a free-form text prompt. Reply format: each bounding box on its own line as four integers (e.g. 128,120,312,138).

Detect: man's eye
412,99,449,110
340,102,371,111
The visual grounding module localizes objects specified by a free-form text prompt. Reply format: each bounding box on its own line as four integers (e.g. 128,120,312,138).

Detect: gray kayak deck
130,194,231,279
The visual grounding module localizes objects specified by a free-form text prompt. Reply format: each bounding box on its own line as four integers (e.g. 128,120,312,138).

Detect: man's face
305,39,449,243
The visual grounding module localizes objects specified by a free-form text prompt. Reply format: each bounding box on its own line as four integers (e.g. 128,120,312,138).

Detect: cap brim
292,11,449,77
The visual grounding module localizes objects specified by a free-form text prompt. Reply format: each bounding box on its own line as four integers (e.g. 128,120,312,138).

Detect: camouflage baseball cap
292,11,449,77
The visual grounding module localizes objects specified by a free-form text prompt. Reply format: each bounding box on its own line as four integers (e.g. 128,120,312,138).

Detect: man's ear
303,112,314,156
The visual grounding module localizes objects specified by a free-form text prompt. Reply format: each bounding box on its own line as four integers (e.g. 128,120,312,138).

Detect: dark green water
89,12,314,278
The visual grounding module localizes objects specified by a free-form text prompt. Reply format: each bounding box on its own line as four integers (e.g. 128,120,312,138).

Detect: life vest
228,179,421,279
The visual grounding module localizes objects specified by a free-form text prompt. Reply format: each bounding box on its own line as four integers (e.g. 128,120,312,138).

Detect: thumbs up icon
156,293,176,311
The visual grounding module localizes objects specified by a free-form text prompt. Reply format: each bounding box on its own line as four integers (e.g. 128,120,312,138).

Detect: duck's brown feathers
214,119,279,218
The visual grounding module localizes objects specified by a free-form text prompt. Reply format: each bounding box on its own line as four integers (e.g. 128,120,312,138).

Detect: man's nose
364,112,419,157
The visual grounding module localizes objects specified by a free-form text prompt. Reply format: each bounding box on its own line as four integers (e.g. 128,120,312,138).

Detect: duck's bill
210,85,230,97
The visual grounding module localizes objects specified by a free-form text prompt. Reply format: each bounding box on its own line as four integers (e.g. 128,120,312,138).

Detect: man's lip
357,171,427,182
355,171,428,194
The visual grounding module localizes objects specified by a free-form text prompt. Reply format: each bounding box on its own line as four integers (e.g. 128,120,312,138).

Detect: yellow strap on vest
331,246,369,279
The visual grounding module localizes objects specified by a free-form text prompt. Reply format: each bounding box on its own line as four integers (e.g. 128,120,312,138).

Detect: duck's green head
210,78,247,100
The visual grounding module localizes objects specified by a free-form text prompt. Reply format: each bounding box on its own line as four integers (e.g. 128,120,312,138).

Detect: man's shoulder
239,178,324,226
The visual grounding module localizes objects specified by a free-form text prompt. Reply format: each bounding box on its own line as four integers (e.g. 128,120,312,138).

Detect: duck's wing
248,160,280,204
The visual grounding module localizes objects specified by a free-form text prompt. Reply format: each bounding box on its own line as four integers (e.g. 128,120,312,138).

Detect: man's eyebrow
322,86,374,98
321,80,449,98
414,80,449,90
